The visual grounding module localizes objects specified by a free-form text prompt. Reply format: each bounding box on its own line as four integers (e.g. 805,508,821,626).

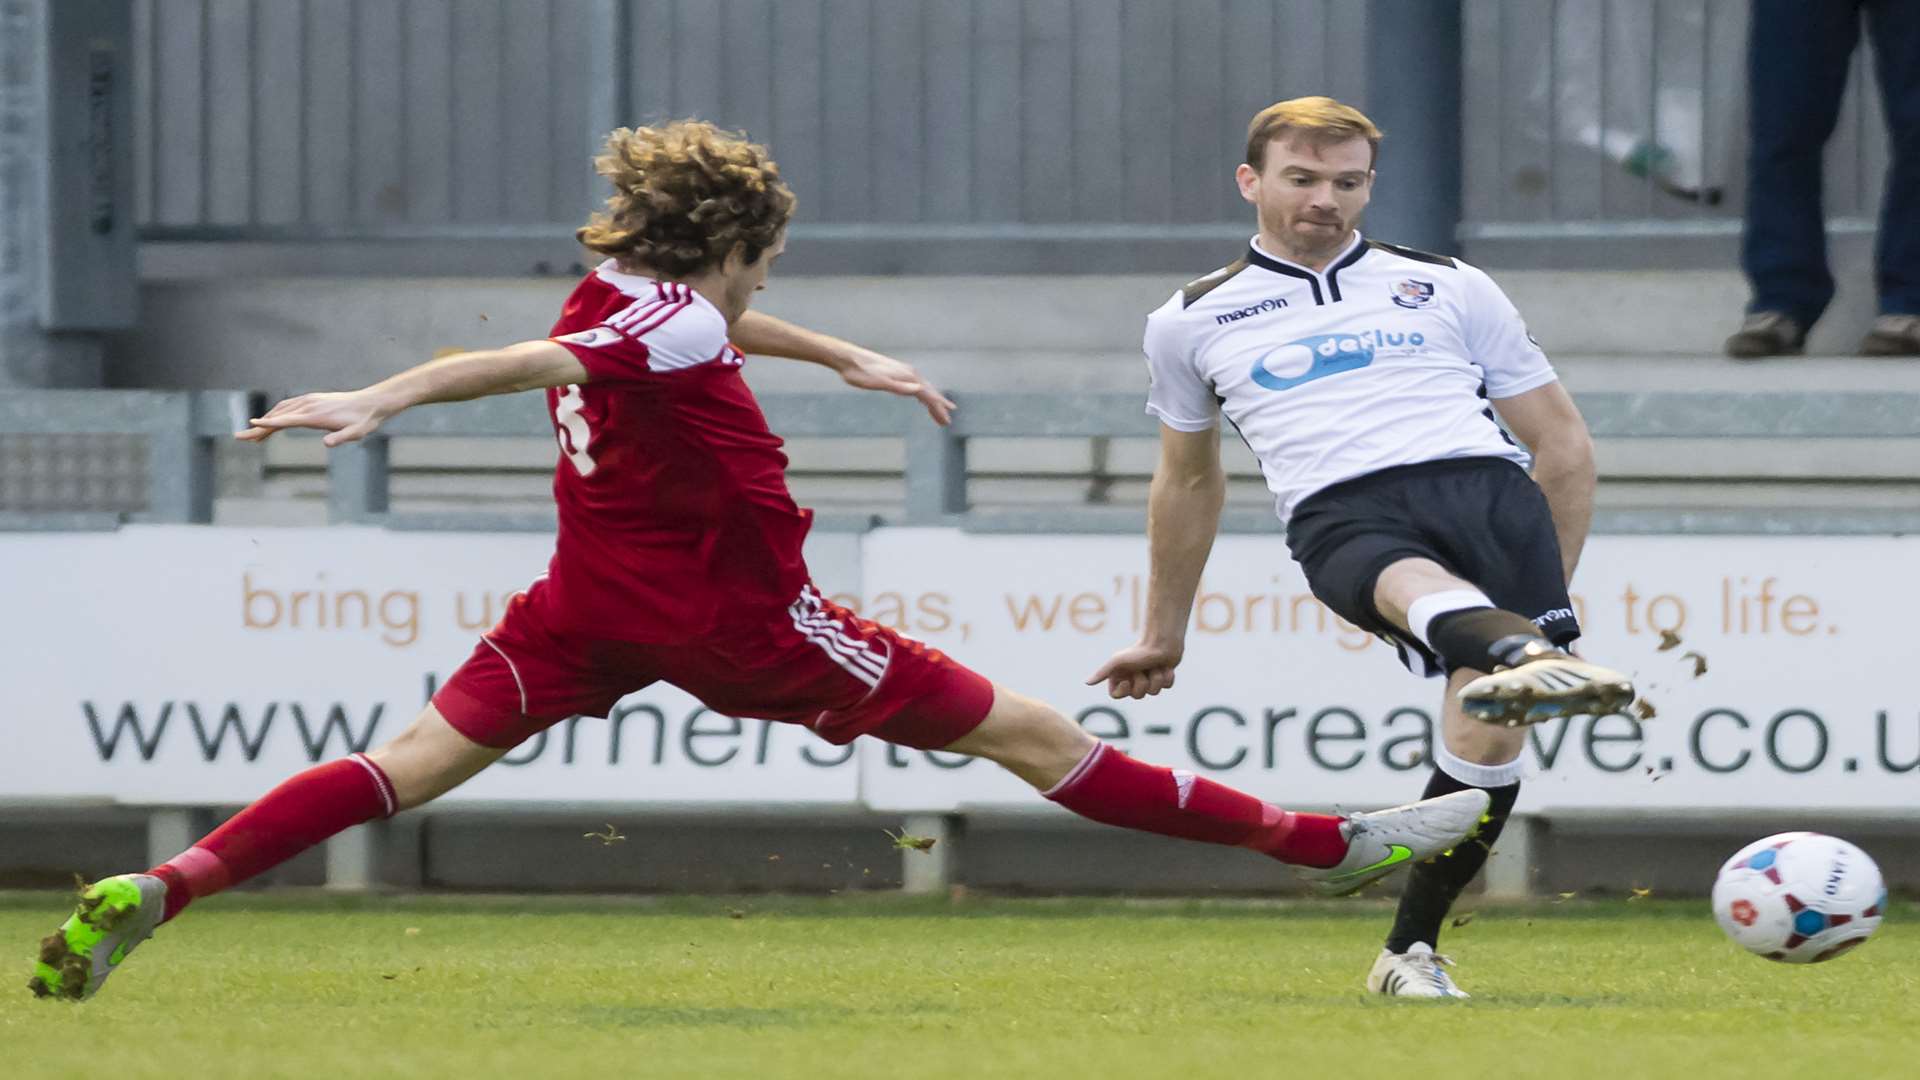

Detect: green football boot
27,874,167,1001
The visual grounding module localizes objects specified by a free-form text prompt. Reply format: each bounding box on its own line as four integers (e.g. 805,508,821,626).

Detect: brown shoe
1725,312,1806,359
1860,315,1920,357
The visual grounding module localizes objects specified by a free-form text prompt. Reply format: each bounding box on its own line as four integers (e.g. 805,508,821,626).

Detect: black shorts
1285,456,1581,678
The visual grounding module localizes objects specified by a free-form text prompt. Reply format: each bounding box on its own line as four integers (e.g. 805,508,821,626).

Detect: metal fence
13,387,1920,535
132,0,1364,240
131,0,1897,256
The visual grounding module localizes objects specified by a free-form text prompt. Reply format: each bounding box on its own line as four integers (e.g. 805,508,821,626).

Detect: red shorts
432,581,995,751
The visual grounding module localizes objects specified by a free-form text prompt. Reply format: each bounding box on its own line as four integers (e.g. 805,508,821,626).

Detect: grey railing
0,389,259,527
319,391,964,531
13,388,1920,534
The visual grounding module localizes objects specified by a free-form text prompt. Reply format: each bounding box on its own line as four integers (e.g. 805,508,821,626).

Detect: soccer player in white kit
1090,97,1635,999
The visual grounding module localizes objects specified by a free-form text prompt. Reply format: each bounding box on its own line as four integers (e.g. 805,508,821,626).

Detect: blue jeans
1743,0,1920,324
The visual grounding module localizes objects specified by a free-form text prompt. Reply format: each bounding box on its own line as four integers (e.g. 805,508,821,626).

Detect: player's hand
836,345,957,426
236,389,395,447
1087,641,1183,700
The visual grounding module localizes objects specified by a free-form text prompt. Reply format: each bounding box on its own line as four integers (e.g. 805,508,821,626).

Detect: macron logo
1215,297,1289,325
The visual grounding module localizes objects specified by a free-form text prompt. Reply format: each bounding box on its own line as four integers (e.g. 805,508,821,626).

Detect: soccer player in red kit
29,121,1486,1000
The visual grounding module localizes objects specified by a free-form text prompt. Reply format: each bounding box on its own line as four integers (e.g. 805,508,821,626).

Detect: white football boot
1366,942,1470,999
1297,789,1490,897
1459,641,1635,728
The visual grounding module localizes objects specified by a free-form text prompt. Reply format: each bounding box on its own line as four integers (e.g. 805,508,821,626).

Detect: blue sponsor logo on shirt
1250,329,1425,391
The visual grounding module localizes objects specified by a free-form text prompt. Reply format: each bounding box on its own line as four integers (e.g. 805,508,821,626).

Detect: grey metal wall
133,0,1363,238
1461,0,1890,232
128,0,1898,265
627,0,1367,227
134,0,617,232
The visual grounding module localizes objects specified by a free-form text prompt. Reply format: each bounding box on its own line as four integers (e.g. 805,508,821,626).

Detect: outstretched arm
1087,424,1226,699
236,339,587,446
730,309,956,426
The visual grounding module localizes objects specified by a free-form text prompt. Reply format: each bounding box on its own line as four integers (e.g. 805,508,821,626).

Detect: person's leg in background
1860,0,1920,355
1729,0,1863,358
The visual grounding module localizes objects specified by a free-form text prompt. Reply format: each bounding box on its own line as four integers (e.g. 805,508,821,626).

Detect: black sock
1384,768,1521,954
1425,607,1557,672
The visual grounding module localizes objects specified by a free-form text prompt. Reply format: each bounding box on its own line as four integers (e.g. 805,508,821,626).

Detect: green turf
2,891,1912,1079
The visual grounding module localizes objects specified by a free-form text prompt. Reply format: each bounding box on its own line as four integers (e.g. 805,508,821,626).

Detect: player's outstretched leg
1397,579,1634,728
940,685,1488,895
26,705,502,1001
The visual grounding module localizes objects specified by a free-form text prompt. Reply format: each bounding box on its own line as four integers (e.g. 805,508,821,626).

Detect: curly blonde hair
576,121,796,277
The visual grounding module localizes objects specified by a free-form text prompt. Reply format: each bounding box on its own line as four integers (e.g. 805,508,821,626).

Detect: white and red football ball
1711,832,1886,964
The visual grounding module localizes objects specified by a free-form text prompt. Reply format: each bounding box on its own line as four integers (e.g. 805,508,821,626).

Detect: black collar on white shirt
1244,232,1371,305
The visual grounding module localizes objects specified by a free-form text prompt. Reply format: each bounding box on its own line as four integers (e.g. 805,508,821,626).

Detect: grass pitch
3,891,1912,1079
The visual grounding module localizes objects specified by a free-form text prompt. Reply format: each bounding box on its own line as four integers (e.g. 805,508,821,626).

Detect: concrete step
1552,352,1920,393
209,460,1920,538
765,266,1883,358
1501,269,1881,358
249,425,1920,485
123,268,1893,393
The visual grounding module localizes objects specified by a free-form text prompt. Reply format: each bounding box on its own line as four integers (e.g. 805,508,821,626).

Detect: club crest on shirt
1390,279,1435,309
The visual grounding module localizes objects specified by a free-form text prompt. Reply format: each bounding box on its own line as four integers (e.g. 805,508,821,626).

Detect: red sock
1044,744,1348,868
148,754,397,922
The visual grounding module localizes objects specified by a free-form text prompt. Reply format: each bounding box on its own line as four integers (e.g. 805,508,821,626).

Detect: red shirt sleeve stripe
627,292,694,339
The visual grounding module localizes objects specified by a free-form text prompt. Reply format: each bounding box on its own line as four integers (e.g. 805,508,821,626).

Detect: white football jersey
1144,231,1558,524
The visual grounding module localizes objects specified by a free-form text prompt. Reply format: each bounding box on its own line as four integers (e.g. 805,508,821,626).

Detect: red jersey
538,260,813,642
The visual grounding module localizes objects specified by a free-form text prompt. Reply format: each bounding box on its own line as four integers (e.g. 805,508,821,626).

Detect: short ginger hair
576,120,796,277
1244,96,1383,171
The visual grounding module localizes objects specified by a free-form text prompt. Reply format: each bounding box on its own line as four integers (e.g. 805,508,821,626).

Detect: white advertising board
6,526,1918,814
854,529,1920,813
2,527,863,805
